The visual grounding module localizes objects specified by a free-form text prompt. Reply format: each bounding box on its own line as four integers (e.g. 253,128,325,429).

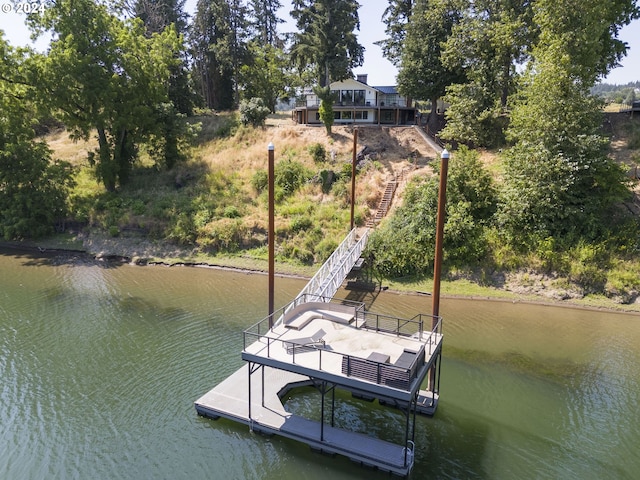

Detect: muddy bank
2,231,640,314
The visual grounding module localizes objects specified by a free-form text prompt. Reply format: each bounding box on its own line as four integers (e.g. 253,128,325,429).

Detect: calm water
1,248,639,479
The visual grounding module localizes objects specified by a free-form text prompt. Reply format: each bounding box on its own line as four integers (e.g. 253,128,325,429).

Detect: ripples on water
1,251,639,479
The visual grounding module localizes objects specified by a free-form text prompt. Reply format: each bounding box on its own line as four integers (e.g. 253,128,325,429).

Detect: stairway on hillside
366,179,397,228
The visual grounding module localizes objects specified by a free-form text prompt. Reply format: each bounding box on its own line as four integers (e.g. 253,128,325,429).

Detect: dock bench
283,302,356,330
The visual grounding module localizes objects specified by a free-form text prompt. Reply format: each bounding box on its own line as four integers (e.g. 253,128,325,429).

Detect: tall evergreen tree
228,0,251,106
396,0,465,132
377,0,414,67
132,0,188,34
248,0,283,46
132,0,193,115
290,0,364,87
191,0,236,110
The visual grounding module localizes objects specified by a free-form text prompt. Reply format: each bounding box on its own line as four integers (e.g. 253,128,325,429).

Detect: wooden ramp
195,365,414,476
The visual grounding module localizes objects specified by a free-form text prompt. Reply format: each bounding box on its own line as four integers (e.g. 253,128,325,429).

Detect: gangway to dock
274,228,369,327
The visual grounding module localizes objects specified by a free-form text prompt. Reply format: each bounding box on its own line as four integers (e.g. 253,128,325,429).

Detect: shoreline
2,235,640,315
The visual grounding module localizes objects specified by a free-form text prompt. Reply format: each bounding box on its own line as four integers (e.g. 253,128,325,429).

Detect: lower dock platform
195,364,415,476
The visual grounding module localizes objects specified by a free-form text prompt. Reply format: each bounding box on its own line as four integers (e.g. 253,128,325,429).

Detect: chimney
356,74,368,85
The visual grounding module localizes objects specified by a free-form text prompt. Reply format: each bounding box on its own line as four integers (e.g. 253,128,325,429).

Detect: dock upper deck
242,297,443,402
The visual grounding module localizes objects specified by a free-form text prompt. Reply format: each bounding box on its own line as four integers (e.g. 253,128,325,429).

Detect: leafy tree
396,0,465,132
239,42,290,112
377,0,414,67
290,0,364,87
131,0,194,115
0,35,74,239
440,0,533,148
30,0,182,191
497,0,637,245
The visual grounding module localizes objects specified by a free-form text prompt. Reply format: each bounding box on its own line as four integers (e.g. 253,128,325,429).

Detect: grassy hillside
46,112,432,271
39,111,640,310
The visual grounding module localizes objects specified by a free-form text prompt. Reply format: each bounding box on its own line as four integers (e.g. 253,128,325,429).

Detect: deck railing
288,228,368,309
295,99,411,108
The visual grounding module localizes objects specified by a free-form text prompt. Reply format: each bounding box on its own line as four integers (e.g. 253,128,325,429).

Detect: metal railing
298,228,368,301
295,100,411,108
242,298,443,391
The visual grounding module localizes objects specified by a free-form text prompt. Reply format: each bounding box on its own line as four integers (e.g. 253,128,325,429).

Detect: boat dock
195,228,443,476
195,295,442,476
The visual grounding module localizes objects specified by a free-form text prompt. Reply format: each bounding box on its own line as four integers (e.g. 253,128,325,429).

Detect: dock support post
331,385,336,427
430,148,449,391
268,143,275,327
320,381,326,442
350,128,358,230
247,362,253,429
431,148,449,322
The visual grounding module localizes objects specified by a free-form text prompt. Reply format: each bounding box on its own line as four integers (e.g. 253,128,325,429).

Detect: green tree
367,147,497,277
315,86,335,134
377,0,414,67
440,0,533,148
0,35,74,239
497,0,637,245
396,0,465,132
248,0,283,46
30,0,182,191
132,0,188,34
191,0,237,110
241,1,291,112
132,0,194,115
290,0,364,87
239,42,290,112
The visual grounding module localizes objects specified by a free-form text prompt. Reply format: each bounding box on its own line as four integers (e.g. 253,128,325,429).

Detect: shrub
315,238,338,262
308,143,327,163
223,205,241,218
251,170,268,193
290,216,312,233
239,97,270,127
275,159,311,196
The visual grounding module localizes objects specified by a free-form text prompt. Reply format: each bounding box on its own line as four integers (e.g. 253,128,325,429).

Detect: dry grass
46,129,97,166
44,115,442,266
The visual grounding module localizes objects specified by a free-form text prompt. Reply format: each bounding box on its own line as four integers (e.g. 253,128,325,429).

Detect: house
293,74,418,126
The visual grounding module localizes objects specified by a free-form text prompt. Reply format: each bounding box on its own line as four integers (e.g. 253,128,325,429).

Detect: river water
1,248,639,479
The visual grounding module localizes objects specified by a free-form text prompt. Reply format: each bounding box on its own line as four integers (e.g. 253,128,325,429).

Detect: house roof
374,86,398,95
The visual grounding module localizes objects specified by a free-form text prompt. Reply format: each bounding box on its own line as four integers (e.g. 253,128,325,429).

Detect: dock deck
195,365,417,475
195,296,443,476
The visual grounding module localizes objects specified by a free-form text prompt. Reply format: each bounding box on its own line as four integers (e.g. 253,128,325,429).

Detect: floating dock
195,295,443,477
